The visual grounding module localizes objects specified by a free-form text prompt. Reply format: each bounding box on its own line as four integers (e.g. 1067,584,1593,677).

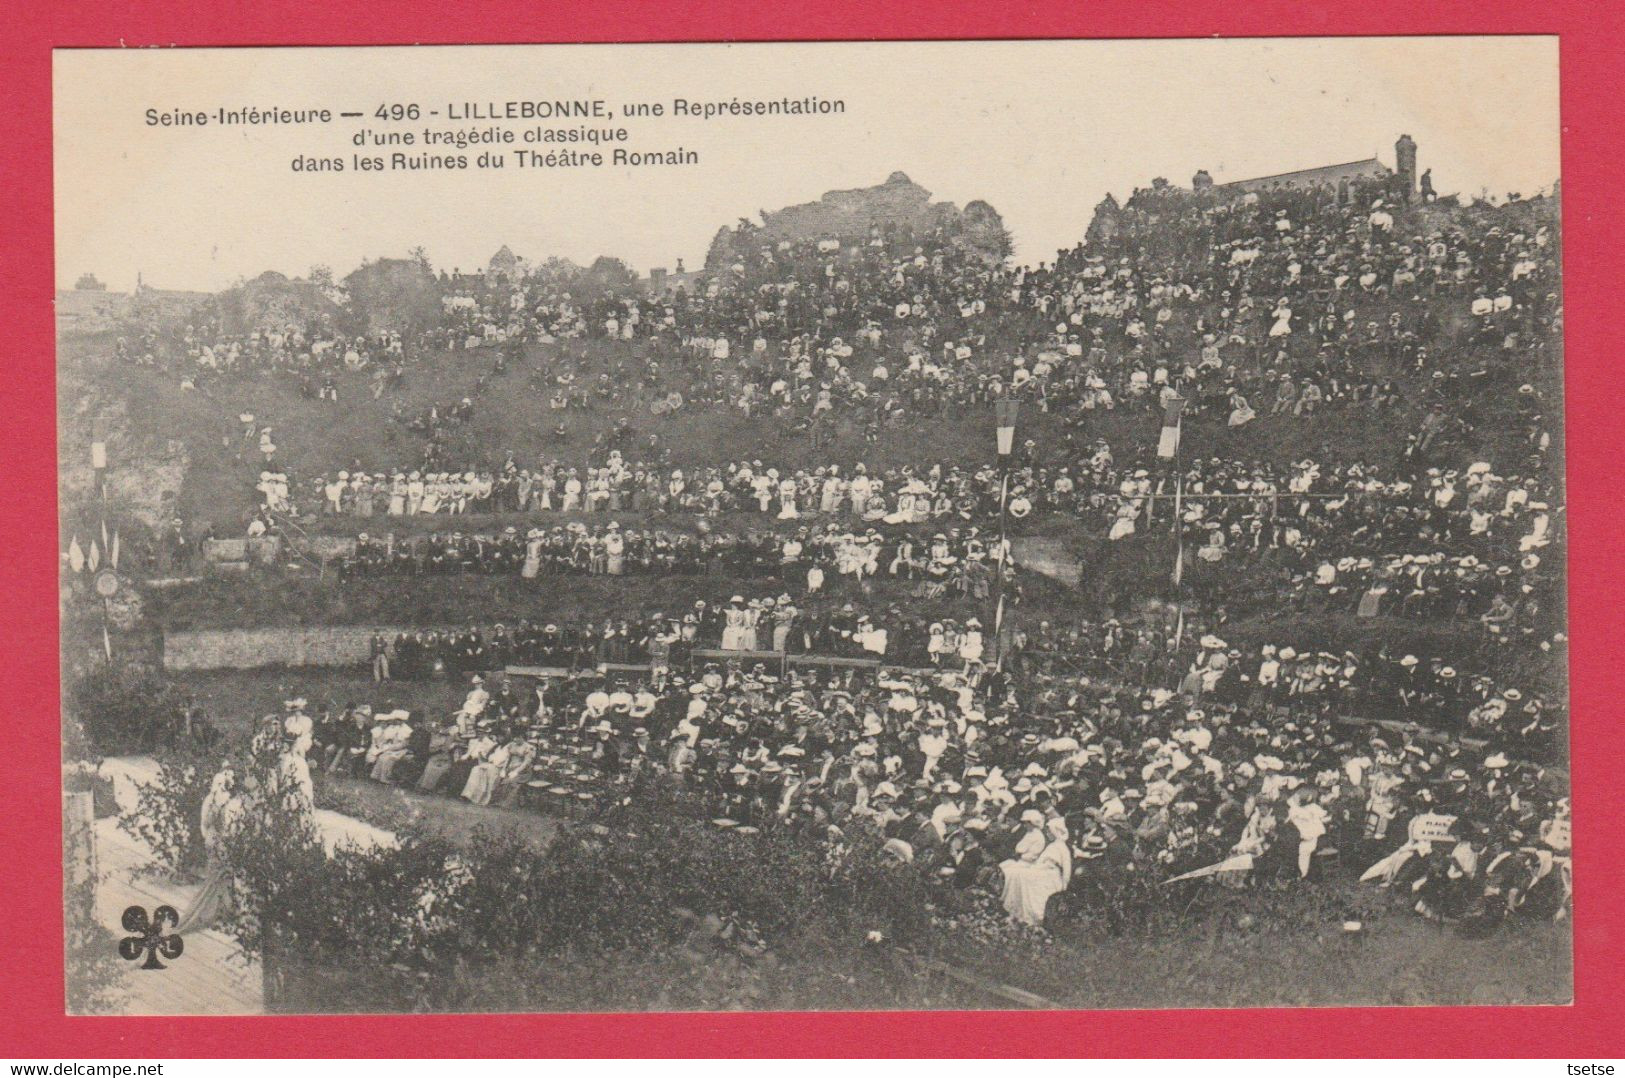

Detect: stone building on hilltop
1217,156,1391,195
1081,137,1422,261
645,258,702,295
1201,135,1418,200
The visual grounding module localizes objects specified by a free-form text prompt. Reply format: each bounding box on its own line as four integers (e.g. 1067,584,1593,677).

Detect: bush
198,763,1559,1012
117,743,222,881
198,768,965,1010
64,871,125,1014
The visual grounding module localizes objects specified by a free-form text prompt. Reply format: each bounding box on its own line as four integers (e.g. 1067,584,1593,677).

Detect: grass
269,915,1572,1012
1011,913,1571,1009
316,769,561,850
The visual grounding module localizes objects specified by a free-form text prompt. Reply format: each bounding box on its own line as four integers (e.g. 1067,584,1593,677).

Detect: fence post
63,790,97,910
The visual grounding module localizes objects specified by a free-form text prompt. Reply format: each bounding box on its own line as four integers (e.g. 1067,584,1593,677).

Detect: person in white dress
1000,816,1072,925
1269,299,1293,338
721,596,748,650
959,619,985,670
777,477,799,520
1287,787,1331,878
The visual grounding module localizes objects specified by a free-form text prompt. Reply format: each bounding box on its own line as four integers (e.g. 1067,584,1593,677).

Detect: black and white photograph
54,37,1568,1014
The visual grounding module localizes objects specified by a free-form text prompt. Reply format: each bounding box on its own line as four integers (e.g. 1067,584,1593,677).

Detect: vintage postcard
54,38,1568,1015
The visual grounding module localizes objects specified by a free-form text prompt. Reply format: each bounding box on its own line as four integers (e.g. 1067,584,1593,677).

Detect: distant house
56,276,209,336
644,258,703,295
1219,157,1392,194
1203,135,1418,199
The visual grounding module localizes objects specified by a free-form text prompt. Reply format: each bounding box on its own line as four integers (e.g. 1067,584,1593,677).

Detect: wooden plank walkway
89,812,264,1016
84,757,398,1015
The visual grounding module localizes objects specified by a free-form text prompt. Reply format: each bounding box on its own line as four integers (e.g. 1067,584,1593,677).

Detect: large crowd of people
103,157,1568,935
130,158,1559,472
351,598,1564,748
282,597,1568,930
248,442,1561,639
338,522,1010,596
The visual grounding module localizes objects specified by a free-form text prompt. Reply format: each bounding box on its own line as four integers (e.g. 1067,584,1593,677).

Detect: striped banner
1157,395,1185,459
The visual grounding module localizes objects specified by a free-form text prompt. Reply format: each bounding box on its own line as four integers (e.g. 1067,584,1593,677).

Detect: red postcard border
4,1,1622,1058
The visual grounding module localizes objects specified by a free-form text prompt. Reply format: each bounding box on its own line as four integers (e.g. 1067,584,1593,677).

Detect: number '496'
376,104,420,120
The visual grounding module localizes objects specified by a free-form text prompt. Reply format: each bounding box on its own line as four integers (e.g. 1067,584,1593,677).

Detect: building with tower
1193,135,1418,201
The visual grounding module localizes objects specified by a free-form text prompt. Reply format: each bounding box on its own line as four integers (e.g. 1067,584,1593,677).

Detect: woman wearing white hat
999,816,1072,925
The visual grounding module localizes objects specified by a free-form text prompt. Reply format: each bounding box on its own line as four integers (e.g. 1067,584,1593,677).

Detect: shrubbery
127,748,1549,1011
135,751,972,1009
67,662,196,757
117,743,222,881
64,871,125,1014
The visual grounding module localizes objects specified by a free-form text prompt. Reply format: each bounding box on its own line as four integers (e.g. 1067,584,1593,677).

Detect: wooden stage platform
80,757,395,1015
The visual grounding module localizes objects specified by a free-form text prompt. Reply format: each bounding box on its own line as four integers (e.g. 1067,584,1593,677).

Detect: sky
54,37,1560,293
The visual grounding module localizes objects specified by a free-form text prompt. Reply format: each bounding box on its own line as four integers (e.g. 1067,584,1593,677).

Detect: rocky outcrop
210,271,345,336
706,172,1010,270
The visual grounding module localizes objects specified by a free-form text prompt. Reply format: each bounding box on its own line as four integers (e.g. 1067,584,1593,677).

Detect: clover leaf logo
118,905,184,970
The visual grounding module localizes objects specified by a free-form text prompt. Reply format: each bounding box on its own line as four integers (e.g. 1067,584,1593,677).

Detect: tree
343,257,441,333
704,226,737,273
960,200,1013,261
1085,193,1123,248
568,256,640,302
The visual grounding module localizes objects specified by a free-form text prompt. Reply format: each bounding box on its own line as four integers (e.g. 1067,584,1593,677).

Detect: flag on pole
1171,472,1184,587
91,416,108,472
1157,395,1185,460
994,399,1019,458
993,468,1010,656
